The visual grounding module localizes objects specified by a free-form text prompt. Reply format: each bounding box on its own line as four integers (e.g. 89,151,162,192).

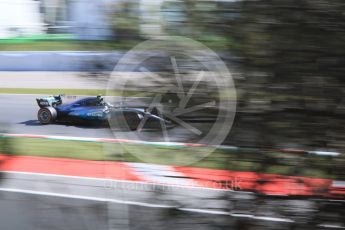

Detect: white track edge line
0,171,232,192
0,187,294,222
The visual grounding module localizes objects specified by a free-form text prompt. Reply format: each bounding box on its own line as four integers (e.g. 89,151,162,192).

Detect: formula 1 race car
36,95,172,130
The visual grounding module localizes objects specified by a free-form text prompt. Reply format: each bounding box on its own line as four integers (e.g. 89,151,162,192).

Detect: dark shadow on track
18,120,108,129
18,120,41,126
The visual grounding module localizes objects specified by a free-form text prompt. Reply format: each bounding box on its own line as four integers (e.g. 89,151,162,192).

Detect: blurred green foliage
226,0,345,152
2,0,345,158
161,0,345,152
0,124,14,156
109,1,141,41
0,40,139,51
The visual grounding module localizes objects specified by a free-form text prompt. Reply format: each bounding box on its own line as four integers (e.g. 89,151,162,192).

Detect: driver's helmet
96,95,104,105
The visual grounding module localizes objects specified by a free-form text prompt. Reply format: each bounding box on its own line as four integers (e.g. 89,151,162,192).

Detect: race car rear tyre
38,107,57,124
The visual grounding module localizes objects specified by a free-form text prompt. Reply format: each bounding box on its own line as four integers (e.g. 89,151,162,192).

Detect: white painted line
0,171,228,192
252,216,294,223
309,151,340,157
0,187,294,223
0,187,171,208
318,224,345,229
1,170,117,182
127,162,199,187
332,180,345,187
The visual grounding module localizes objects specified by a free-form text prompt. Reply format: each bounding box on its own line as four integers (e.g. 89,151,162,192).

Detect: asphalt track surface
0,172,297,230
0,94,114,138
0,94,214,142
0,72,108,89
3,171,343,230
0,191,236,230
1,94,343,229
0,172,228,230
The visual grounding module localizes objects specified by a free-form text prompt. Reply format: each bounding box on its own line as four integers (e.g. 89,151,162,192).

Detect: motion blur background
1,0,345,150
1,0,345,229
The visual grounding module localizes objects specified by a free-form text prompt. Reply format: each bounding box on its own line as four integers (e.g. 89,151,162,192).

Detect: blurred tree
109,0,141,40
226,0,345,149
162,0,229,44
0,124,13,156
0,124,14,180
162,0,345,150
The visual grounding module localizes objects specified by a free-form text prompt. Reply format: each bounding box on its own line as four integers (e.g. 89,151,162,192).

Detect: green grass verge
0,37,229,51
0,136,334,179
0,88,158,97
0,34,74,44
0,40,140,51
0,88,115,96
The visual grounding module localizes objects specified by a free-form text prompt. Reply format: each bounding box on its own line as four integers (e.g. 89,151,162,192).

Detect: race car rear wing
36,95,63,108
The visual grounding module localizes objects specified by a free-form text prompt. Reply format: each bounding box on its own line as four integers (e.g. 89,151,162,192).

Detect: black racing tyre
125,112,141,131
37,107,57,124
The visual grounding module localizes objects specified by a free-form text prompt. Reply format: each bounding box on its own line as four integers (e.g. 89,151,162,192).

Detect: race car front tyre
38,107,57,124
125,112,141,131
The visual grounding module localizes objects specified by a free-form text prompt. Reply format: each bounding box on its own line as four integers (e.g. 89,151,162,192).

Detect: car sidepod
68,106,110,122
